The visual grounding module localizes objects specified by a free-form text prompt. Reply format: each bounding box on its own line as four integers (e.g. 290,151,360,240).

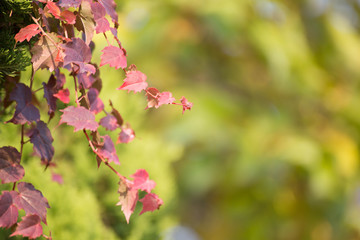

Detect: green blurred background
4,0,360,239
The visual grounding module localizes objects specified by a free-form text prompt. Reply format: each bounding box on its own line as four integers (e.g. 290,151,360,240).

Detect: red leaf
31,33,62,72
87,88,104,114
14,24,41,43
46,1,61,18
0,146,24,183
117,70,148,93
0,191,19,228
53,88,70,104
99,114,118,131
100,46,127,69
180,96,193,114
60,10,76,24
28,121,55,162
116,180,138,223
6,83,40,125
139,193,163,215
10,215,43,239
144,87,160,109
13,182,50,224
117,126,135,144
59,106,99,132
97,135,120,165
131,169,156,193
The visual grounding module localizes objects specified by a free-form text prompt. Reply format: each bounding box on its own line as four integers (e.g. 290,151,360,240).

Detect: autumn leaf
31,33,62,72
14,24,41,43
97,135,120,165
116,180,138,223
28,121,55,162
53,88,70,104
13,182,50,224
180,96,193,114
131,169,156,193
0,147,24,184
100,46,127,69
6,83,40,125
87,88,104,114
99,114,119,131
139,193,163,215
117,126,135,144
10,215,43,239
59,106,99,132
0,191,19,228
117,70,148,93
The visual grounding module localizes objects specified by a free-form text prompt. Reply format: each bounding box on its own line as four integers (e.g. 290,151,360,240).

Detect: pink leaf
100,46,127,69
98,0,118,23
0,146,24,184
99,114,119,131
117,126,135,144
28,121,55,162
157,92,175,107
139,193,163,215
97,135,120,165
53,88,70,104
180,96,193,114
117,70,148,93
131,169,156,193
59,106,99,132
46,1,61,18
78,72,95,89
145,87,160,109
58,0,82,8
87,88,104,114
14,24,41,43
116,180,138,223
13,182,50,224
6,83,40,125
95,18,110,34
0,191,19,228
10,215,43,239
51,173,63,184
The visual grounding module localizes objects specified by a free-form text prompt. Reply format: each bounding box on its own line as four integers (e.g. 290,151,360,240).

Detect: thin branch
83,130,124,179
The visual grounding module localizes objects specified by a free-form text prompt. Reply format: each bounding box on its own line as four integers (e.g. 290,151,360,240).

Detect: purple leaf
0,191,19,228
6,83,40,125
63,38,93,73
10,214,43,239
78,72,95,89
97,135,120,165
99,114,118,131
87,88,104,114
117,126,135,144
59,106,99,132
99,0,118,23
28,121,55,162
42,75,57,117
91,2,106,19
13,182,50,224
0,146,25,183
58,0,82,8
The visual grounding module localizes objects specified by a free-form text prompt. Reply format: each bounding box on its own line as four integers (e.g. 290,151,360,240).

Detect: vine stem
30,15,61,51
83,130,124,180
71,66,80,107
